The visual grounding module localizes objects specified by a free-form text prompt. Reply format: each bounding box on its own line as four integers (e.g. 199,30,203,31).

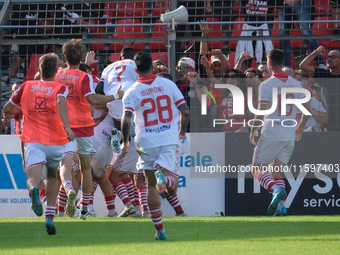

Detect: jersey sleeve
82,74,95,97
56,85,69,98
122,89,136,113
259,82,270,105
10,83,26,105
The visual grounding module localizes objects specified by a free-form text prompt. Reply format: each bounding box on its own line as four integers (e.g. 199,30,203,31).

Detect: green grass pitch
0,216,339,255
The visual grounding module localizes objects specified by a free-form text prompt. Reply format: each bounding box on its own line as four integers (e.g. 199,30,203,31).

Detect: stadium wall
0,133,225,217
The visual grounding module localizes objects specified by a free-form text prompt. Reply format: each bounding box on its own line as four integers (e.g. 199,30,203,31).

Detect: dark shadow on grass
0,218,339,248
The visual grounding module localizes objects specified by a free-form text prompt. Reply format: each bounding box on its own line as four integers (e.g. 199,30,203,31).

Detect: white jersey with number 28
123,75,185,150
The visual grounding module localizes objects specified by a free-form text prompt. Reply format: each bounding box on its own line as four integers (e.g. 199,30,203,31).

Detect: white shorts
91,140,114,178
64,136,96,156
113,138,139,175
252,139,295,165
24,142,65,172
137,144,180,177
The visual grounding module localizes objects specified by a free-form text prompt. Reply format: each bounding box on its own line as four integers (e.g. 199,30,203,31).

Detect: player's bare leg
26,163,43,217
60,154,76,217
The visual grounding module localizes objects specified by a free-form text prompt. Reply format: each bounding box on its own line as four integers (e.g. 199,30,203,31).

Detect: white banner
0,133,225,217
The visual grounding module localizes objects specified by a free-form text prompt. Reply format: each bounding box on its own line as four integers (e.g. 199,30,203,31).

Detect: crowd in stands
1,0,340,133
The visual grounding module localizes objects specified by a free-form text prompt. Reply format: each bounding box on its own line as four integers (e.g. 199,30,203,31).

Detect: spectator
331,0,340,36
279,0,327,69
234,51,252,73
258,61,271,80
235,0,277,66
8,4,52,84
152,59,169,74
299,46,340,131
304,84,328,132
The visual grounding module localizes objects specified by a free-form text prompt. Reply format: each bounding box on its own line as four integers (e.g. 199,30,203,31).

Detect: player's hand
116,85,124,99
121,141,130,152
85,51,98,66
65,127,75,141
249,129,258,145
316,46,326,56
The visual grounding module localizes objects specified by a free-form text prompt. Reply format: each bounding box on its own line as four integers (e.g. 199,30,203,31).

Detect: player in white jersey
101,47,138,120
122,52,190,240
249,49,311,216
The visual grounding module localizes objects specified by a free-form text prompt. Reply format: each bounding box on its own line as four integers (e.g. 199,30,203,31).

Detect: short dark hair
121,47,136,60
39,53,58,79
62,39,84,66
156,72,173,81
134,51,152,74
267,49,284,67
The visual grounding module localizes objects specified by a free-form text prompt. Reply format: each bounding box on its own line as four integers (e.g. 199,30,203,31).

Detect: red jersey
55,69,95,135
10,80,69,145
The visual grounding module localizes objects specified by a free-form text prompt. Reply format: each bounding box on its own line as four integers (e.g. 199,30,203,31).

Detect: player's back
260,74,305,141
102,59,138,94
56,68,94,128
16,80,69,145
124,75,185,149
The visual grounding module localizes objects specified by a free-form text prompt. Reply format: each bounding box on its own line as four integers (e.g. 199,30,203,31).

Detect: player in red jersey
3,53,75,235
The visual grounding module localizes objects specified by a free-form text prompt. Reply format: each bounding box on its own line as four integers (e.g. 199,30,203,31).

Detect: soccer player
56,39,120,220
92,47,140,217
121,51,190,240
249,49,311,216
3,53,75,235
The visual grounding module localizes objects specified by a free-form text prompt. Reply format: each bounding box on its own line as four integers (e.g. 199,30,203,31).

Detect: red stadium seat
152,1,172,17
312,16,340,48
90,26,106,51
271,18,303,48
314,0,332,15
205,18,224,49
150,52,168,65
109,53,121,63
232,0,241,15
228,17,245,49
149,19,168,50
290,23,304,48
109,19,145,51
25,54,44,81
114,2,149,17
227,51,235,67
271,18,280,48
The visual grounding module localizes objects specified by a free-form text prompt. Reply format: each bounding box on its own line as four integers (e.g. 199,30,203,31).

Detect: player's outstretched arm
121,110,132,152
178,102,190,139
57,96,75,141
